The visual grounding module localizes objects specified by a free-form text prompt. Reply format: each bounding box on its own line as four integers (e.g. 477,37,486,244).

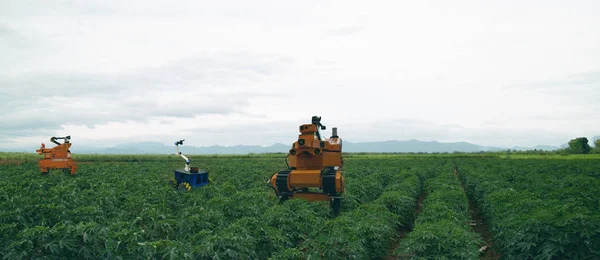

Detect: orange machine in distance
36,136,78,175
268,116,345,214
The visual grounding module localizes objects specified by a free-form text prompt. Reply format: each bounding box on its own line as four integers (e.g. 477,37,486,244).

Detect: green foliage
0,154,436,259
457,158,600,259
568,137,591,154
398,221,481,259
298,169,423,260
2,153,600,259
395,172,482,259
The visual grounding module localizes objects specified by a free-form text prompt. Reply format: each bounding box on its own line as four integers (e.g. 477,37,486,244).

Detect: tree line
565,137,600,154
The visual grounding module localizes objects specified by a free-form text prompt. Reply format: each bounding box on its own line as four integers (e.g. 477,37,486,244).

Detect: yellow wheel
178,182,191,191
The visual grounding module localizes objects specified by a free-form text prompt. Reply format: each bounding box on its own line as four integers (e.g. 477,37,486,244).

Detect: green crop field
0,153,599,259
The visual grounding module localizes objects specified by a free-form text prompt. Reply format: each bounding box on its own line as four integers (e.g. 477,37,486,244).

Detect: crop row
7,154,597,259
395,170,482,259
1,159,286,259
457,159,600,259
0,156,441,259
272,167,423,259
195,158,428,259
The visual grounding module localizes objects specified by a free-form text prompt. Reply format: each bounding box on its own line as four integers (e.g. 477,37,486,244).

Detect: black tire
330,198,341,215
279,195,289,204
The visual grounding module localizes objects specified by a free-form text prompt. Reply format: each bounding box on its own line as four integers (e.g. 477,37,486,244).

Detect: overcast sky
1,0,599,150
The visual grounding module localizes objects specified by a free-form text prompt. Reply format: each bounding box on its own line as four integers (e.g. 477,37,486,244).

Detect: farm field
0,153,599,259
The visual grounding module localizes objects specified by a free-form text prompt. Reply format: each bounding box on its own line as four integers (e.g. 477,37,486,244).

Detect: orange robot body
36,136,78,175
268,116,345,213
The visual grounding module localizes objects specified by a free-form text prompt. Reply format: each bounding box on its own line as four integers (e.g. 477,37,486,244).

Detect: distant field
0,153,598,259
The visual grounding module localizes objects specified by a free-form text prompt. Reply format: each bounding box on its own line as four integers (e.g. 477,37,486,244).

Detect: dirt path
0,159,25,165
454,163,500,260
385,189,427,260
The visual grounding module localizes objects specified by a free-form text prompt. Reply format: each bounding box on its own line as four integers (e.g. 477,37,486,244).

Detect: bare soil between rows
385,190,427,259
454,163,500,260
0,160,25,165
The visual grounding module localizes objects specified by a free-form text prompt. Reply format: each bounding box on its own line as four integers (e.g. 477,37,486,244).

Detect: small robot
36,136,78,175
169,139,210,191
267,116,345,214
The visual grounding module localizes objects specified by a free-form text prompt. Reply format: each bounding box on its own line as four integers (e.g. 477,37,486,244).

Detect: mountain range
4,139,576,154
6,137,598,154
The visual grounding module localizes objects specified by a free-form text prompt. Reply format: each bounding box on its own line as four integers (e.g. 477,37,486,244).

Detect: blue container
174,169,209,188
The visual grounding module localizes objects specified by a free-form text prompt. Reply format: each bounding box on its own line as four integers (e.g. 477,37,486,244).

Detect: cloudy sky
1,0,599,150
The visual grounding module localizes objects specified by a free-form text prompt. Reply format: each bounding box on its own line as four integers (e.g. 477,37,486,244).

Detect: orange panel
322,152,342,167
290,152,323,170
299,124,317,134
289,169,322,188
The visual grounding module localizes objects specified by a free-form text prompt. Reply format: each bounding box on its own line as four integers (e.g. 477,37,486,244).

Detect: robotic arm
50,136,71,145
312,116,327,141
175,139,190,172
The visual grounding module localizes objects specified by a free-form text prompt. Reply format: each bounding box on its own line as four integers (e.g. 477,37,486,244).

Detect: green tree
568,137,591,154
594,139,600,153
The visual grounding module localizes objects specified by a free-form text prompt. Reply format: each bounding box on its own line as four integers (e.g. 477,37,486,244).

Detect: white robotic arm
175,139,190,172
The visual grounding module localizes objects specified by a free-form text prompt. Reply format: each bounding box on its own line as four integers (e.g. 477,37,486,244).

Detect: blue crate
174,169,209,188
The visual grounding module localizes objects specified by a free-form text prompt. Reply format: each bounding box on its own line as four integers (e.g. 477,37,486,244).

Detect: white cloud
1,0,600,149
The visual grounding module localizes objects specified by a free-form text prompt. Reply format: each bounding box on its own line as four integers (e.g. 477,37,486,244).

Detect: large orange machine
36,136,77,175
268,116,345,213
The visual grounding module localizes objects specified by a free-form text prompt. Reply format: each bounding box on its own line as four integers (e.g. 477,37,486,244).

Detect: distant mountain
5,139,577,154
343,139,504,153
60,140,517,154
71,142,292,154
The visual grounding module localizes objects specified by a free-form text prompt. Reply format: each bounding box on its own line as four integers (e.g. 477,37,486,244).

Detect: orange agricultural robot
267,116,345,214
36,136,78,175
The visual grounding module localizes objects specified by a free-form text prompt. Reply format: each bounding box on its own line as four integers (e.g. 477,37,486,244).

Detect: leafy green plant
2,153,599,259
395,172,482,259
457,158,600,259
